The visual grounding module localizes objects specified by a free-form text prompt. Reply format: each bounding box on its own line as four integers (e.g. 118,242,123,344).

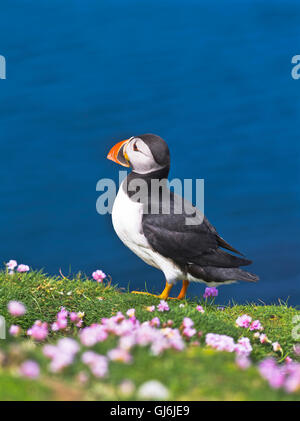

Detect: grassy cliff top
0,271,299,401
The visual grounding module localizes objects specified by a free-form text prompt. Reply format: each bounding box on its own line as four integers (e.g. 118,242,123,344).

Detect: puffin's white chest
111,182,183,283
112,183,152,261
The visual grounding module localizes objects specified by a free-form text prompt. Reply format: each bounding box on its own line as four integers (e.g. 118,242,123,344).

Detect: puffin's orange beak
107,139,130,167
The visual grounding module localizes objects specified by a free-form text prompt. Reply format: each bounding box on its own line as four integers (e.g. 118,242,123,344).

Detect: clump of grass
0,270,299,401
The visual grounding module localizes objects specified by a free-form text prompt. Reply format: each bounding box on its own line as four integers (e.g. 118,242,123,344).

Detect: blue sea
1,0,299,304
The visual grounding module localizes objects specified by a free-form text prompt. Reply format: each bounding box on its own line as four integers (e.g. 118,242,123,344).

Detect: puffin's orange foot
131,291,179,300
131,291,160,298
132,281,174,300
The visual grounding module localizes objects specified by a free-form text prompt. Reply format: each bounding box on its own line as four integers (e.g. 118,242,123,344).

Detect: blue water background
1,0,299,304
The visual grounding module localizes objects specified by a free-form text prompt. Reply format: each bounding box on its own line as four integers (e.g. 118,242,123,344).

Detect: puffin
107,134,259,300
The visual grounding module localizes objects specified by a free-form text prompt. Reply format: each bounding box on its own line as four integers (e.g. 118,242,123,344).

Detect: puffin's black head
107,133,170,174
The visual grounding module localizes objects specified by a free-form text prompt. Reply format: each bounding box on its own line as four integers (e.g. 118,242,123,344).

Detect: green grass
0,270,299,401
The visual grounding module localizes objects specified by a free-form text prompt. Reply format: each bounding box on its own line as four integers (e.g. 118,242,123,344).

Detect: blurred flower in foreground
126,309,135,319
19,360,40,379
119,379,135,397
9,325,21,336
82,351,108,378
236,355,251,370
272,342,283,354
293,344,300,356
8,301,26,317
27,321,48,341
137,380,169,400
206,333,252,356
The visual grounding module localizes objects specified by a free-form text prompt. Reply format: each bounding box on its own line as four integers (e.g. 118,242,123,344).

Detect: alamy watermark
96,171,204,225
292,315,300,341
0,55,6,79
291,55,300,80
0,316,6,339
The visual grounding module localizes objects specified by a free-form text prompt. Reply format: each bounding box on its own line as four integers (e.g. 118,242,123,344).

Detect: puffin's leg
176,280,189,300
131,281,173,299
158,281,173,300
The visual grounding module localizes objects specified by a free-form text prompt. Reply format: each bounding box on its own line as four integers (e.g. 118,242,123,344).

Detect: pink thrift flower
27,321,48,341
43,344,58,359
43,338,79,373
57,307,68,320
80,324,108,346
9,324,21,336
92,270,106,282
146,306,155,312
70,312,79,322
236,355,251,370
250,320,263,331
205,333,235,353
6,260,17,270
82,351,108,378
82,351,98,365
183,327,196,338
8,301,26,317
259,333,269,344
119,379,135,396
17,264,30,273
182,317,194,329
51,322,60,332
57,318,68,330
19,360,40,379
258,358,285,389
157,300,169,312
272,342,282,353
57,338,80,355
284,363,300,393
235,314,252,328
126,309,135,318
107,348,132,363
235,337,253,356
293,344,300,356
150,317,160,327
203,287,218,299
196,305,205,313
284,375,300,393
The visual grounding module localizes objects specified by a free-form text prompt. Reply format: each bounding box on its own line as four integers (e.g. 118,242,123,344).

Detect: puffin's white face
124,137,163,174
107,133,170,174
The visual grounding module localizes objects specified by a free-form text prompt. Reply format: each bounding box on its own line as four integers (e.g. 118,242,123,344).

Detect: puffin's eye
133,142,139,152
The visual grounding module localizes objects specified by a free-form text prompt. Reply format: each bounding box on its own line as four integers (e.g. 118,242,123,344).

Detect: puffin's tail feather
188,264,259,283
217,236,244,256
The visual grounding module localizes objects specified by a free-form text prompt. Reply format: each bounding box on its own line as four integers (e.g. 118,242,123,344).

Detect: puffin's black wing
142,189,252,267
142,212,251,268
142,190,259,283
